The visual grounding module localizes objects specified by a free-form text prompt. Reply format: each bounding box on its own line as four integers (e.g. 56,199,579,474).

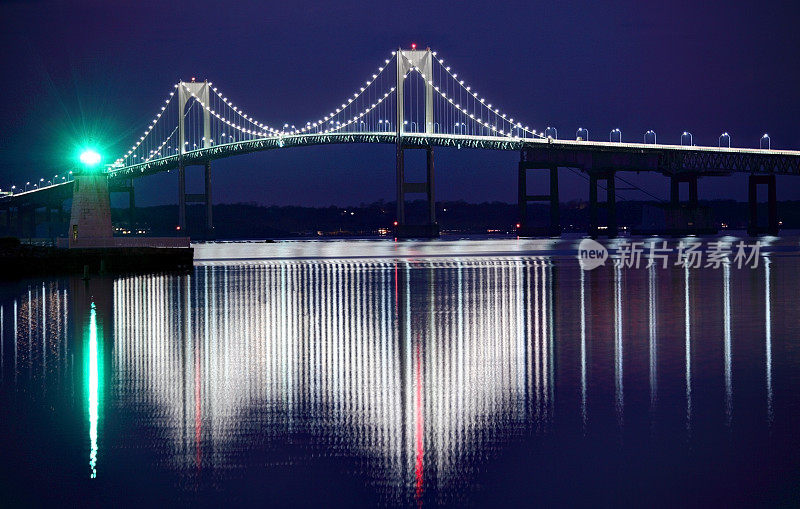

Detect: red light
393,221,398,226
176,225,181,230
411,43,416,50
515,223,521,229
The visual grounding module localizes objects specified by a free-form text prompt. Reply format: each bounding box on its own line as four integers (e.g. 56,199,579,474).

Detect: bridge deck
106,133,800,180
4,133,800,207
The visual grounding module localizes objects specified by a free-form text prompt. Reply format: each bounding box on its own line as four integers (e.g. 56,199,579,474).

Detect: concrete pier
588,171,617,238
394,144,439,238
748,174,779,236
517,159,560,237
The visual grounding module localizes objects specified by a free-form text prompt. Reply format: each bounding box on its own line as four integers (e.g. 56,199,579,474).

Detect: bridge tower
177,80,214,237
394,48,438,238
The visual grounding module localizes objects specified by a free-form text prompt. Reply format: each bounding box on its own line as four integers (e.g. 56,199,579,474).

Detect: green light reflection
88,302,100,479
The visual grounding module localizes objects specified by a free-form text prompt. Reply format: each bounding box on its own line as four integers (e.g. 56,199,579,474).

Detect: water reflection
614,264,623,427
685,265,692,433
648,263,657,422
88,302,99,478
724,262,732,427
765,257,772,425
580,269,587,431
0,250,794,505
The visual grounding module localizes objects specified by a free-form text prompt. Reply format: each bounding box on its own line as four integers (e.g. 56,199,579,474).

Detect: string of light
114,86,180,166
430,52,543,139
208,83,280,135
296,53,396,134
113,49,546,171
181,82,272,139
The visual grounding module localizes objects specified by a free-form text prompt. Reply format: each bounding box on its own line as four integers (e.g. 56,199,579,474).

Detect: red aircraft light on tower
411,43,416,50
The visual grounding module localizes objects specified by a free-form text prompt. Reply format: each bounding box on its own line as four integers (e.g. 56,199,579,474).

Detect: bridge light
411,43,416,50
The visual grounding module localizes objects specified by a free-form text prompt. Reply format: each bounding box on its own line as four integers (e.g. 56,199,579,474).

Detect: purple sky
1,0,799,206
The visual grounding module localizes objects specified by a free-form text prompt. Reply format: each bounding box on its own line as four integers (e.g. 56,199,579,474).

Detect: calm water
1,238,799,507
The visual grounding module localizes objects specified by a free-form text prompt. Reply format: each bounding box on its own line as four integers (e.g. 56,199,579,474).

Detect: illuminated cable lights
296,52,396,135
111,48,552,173
430,52,542,139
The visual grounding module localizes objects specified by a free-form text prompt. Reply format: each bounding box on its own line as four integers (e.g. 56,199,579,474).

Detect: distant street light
645,130,657,144
760,133,771,150
681,131,693,146
545,126,558,139
610,128,622,142
576,127,589,141
719,132,731,148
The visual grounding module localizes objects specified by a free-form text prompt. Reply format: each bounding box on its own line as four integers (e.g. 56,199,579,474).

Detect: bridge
2,46,799,239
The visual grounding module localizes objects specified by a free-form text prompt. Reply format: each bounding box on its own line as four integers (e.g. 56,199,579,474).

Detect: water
1,238,798,507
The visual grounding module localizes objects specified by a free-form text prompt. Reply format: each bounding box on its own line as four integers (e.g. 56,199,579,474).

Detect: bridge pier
178,164,186,232
177,162,214,238
110,179,136,230
670,174,698,208
10,207,19,237
204,161,213,236
659,173,716,235
517,158,560,237
128,183,135,228
748,174,778,236
394,145,438,238
19,206,33,239
588,171,617,238
46,206,53,241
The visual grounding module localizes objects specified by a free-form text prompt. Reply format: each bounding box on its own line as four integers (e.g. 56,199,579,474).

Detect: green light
79,149,102,167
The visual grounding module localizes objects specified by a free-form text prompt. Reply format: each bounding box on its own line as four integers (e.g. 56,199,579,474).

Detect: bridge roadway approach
2,133,799,238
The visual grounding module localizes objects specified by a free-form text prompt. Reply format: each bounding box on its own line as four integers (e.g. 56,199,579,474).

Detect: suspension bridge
3,46,800,239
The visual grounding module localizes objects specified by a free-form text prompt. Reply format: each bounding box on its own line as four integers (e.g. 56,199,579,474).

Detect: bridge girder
6,135,800,209
104,134,800,182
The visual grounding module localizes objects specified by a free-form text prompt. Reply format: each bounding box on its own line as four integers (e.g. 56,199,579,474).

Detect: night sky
1,0,799,206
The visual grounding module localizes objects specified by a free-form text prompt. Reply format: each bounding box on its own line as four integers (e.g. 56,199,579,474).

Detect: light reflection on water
0,241,798,506
88,302,99,479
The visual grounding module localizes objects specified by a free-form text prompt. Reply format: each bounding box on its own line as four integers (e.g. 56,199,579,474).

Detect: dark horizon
97,198,800,239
